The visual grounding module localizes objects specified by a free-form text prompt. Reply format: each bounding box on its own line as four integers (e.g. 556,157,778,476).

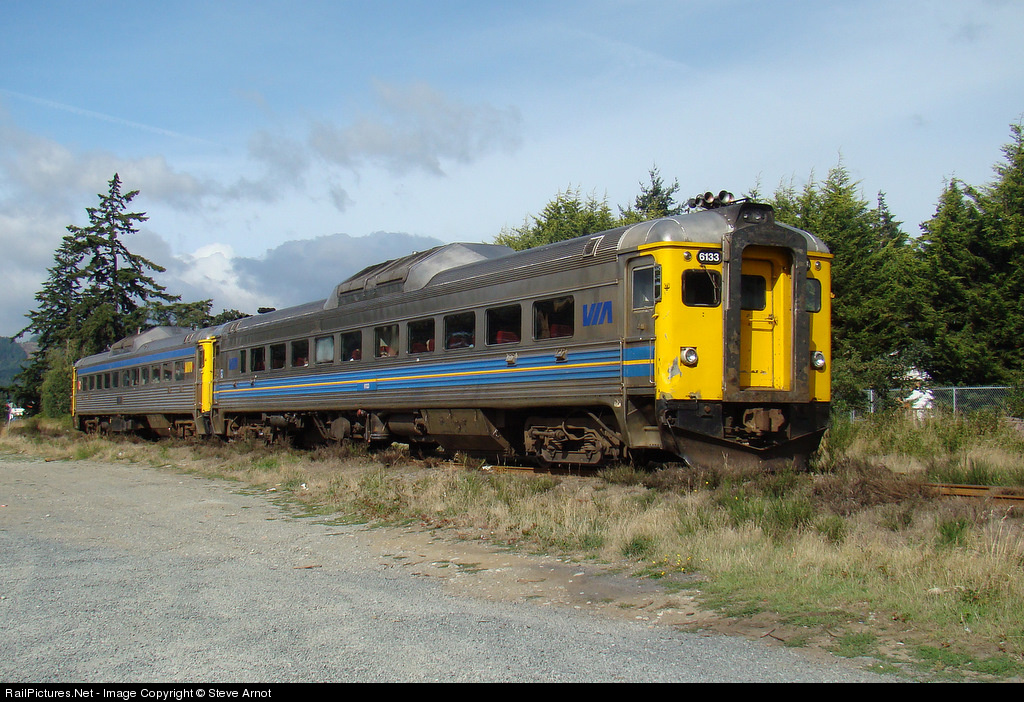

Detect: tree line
7,122,1024,417
496,123,1024,411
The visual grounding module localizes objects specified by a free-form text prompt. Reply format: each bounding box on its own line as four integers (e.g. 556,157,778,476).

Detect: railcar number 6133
74,193,831,470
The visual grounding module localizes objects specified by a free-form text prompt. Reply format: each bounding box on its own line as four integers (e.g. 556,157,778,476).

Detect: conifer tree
66,173,178,354
15,236,86,414
20,235,85,352
618,166,682,223
918,123,1024,384
495,186,618,250
770,163,920,409
16,174,183,413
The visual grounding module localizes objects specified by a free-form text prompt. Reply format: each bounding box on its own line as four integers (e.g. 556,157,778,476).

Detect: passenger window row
78,360,193,392
235,296,577,372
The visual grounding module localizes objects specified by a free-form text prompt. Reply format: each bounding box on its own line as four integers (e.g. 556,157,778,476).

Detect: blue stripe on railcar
79,346,194,374
214,347,631,402
622,345,654,378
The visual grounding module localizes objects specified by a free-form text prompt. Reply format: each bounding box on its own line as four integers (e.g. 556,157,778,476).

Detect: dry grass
3,412,1024,680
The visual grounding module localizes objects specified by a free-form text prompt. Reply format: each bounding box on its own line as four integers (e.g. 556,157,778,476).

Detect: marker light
680,347,699,367
811,351,826,370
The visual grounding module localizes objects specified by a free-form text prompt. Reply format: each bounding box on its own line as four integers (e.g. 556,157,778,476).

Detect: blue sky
2,0,1023,338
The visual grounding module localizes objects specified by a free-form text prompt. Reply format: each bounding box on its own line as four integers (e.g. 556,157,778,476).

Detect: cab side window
683,270,722,307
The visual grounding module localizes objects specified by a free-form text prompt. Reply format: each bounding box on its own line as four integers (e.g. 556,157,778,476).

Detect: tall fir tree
770,163,920,409
975,122,1024,381
16,174,185,414
918,123,1024,384
66,173,179,355
917,179,996,383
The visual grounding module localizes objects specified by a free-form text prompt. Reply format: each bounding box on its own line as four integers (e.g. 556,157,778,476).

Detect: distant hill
0,337,29,388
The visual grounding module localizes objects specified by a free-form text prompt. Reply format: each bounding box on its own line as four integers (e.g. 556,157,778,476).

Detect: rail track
928,483,1024,503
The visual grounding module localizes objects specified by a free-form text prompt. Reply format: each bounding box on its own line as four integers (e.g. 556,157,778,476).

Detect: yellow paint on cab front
644,243,725,402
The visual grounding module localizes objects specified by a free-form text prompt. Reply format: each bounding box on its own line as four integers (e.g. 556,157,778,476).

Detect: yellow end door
739,248,791,391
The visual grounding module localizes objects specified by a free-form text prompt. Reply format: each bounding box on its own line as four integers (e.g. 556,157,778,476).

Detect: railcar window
740,275,767,311
150,365,160,384
239,350,247,374
632,267,657,309
341,331,362,361
408,318,435,354
103,373,111,389
112,372,118,388
174,361,184,382
251,347,266,372
122,370,132,386
805,278,822,313
487,305,521,345
270,344,286,370
683,270,722,307
534,297,574,339
164,364,172,382
444,312,475,350
88,375,95,391
141,367,150,385
375,325,399,357
183,360,195,380
132,368,140,386
291,339,309,367
315,335,335,364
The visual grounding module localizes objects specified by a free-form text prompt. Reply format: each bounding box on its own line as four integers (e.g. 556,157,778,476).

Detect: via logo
582,300,613,327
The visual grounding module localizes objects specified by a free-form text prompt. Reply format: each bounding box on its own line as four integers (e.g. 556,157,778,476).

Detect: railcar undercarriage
78,399,827,471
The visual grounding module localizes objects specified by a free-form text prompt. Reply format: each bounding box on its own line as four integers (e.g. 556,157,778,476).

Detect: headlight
811,350,826,370
680,347,699,367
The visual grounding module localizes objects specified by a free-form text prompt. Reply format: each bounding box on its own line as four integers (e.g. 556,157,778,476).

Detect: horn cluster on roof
687,190,736,209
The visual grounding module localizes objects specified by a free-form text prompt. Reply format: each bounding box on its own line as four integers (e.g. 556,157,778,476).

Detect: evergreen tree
918,123,1024,384
14,174,187,414
619,166,682,223
975,122,1024,380
495,186,618,250
14,236,86,413
770,163,920,409
20,236,85,352
140,300,250,329
917,179,997,383
66,173,178,354
39,346,74,418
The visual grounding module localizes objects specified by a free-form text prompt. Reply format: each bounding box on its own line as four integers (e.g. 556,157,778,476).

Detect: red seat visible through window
496,331,519,344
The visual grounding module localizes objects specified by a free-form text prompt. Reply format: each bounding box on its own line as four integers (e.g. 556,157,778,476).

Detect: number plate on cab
697,249,722,265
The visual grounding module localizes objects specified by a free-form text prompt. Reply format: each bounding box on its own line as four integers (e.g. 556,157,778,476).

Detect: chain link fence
861,386,1014,417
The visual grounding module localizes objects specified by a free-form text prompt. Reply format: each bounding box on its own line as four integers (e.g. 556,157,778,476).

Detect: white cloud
159,231,447,319
169,243,266,314
308,82,522,175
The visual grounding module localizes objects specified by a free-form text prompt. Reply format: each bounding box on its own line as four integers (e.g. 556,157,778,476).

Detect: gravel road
0,454,898,683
